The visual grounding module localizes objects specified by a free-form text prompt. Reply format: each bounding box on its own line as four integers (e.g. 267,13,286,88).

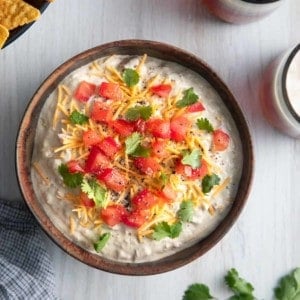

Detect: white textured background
0,0,299,299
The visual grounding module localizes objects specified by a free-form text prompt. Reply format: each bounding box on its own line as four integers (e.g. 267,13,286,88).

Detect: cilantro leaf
274,268,300,300
81,178,108,208
58,164,83,188
177,200,194,222
152,221,182,241
196,118,214,133
130,145,150,157
176,87,199,108
69,110,89,125
160,172,169,186
125,132,141,155
201,174,220,194
182,149,201,169
225,269,255,300
125,105,152,121
183,283,214,300
123,68,139,87
94,232,110,252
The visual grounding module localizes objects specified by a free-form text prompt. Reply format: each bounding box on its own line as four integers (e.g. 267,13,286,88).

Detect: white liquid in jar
286,50,300,117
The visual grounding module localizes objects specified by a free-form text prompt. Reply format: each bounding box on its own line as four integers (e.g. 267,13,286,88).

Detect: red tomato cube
74,81,96,102
97,168,128,193
99,82,123,101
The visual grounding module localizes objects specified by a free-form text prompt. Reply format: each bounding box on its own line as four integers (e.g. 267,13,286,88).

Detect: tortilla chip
0,24,9,48
0,0,41,30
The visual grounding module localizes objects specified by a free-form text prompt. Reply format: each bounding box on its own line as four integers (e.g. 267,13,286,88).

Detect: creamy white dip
31,55,243,263
286,49,300,116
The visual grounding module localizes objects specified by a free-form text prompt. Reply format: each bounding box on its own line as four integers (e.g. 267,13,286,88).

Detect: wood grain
0,0,299,299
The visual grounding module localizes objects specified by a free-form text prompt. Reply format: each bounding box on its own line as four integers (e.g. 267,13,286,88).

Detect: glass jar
202,0,283,24
260,44,300,138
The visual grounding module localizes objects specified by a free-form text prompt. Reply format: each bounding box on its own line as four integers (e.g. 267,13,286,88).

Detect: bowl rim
16,39,254,275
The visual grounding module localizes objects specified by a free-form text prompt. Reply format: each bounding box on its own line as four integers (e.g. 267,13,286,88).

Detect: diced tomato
100,205,128,227
162,184,177,200
110,119,135,137
97,168,128,193
134,157,161,175
187,102,205,113
150,84,172,98
152,139,168,158
85,146,110,173
90,102,112,123
175,159,208,179
67,160,84,173
170,115,191,142
122,210,148,228
80,192,95,208
99,82,123,101
212,129,230,151
134,119,146,133
175,161,193,177
146,119,171,139
97,137,120,158
82,130,102,147
74,81,96,102
131,189,158,210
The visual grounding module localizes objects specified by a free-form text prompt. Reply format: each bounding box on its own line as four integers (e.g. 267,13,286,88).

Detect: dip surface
31,55,243,263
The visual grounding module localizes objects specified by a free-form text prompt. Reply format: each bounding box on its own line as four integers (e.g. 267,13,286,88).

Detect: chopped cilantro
196,118,214,133
81,178,108,207
160,172,169,186
274,268,300,300
130,145,150,157
177,200,194,222
201,173,220,194
152,221,182,241
176,87,199,108
94,232,111,252
125,105,152,121
69,110,89,125
58,164,83,188
182,149,201,169
125,132,141,155
123,68,139,87
183,283,214,300
225,269,256,299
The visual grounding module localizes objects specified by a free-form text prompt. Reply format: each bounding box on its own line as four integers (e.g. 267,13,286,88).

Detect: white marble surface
0,0,299,299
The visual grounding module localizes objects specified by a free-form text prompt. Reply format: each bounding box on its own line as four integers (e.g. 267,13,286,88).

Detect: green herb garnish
69,110,89,125
177,200,194,222
125,132,150,157
125,105,152,121
196,118,214,133
160,172,169,186
152,221,182,241
183,283,214,300
176,87,198,108
81,178,108,207
201,173,220,194
58,164,83,188
123,68,139,87
181,149,201,169
94,233,111,252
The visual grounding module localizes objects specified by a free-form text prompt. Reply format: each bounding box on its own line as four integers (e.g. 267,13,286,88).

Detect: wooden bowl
4,0,49,48
16,40,254,275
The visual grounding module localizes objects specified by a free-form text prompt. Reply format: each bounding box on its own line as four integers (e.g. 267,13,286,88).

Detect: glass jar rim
282,44,300,123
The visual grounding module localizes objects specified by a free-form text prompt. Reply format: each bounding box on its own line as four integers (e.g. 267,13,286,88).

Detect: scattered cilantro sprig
183,284,214,300
275,268,300,300
58,164,83,188
182,149,201,169
125,132,150,157
197,118,214,133
125,105,152,121
176,87,199,108
123,68,139,87
81,178,108,208
177,200,194,222
94,232,111,252
152,221,182,241
69,110,89,125
201,174,220,194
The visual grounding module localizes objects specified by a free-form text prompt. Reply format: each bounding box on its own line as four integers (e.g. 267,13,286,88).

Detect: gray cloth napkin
0,199,57,300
